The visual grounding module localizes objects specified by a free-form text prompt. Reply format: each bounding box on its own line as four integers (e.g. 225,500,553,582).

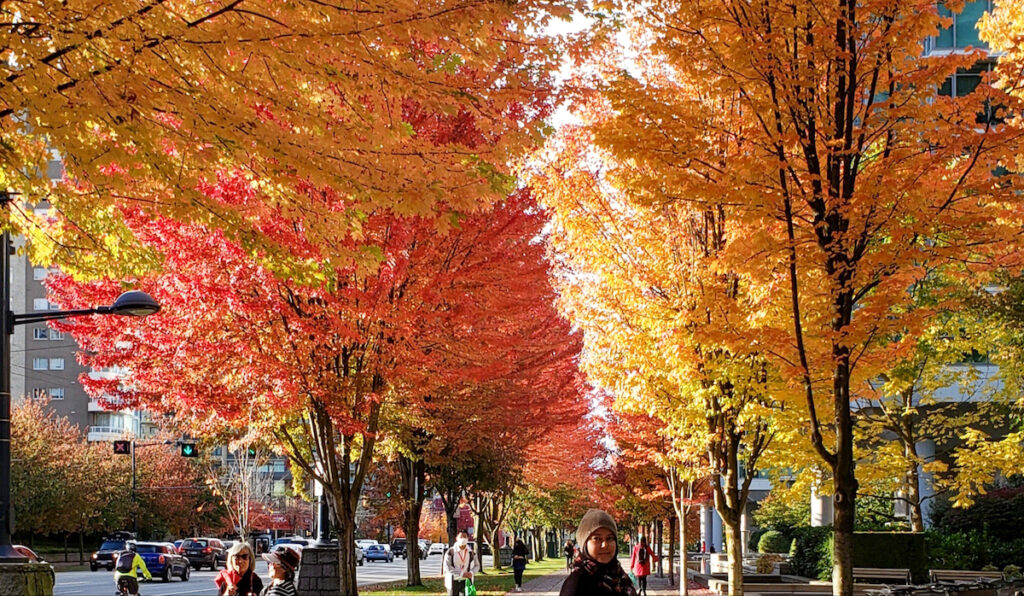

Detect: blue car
364,544,393,562
134,542,191,582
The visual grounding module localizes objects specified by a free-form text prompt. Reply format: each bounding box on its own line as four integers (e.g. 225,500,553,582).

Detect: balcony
87,426,127,442
88,398,130,413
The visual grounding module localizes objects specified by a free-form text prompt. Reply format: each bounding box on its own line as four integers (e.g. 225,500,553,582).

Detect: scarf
572,552,635,595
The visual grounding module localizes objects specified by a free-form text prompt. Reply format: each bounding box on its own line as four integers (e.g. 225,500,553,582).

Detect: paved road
54,554,493,595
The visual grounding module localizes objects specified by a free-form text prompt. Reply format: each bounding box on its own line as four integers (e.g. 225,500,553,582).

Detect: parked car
364,544,393,562
272,537,308,554
180,537,227,570
13,545,44,563
134,542,190,582
428,542,447,556
173,540,183,553
91,538,128,571
355,539,377,550
354,543,364,566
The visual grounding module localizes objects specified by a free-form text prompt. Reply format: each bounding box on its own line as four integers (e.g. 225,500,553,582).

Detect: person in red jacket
629,535,659,596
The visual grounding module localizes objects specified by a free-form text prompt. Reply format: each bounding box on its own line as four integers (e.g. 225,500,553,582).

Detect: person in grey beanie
559,509,637,596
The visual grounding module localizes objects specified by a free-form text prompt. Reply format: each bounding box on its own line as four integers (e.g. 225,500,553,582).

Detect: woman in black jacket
559,509,636,596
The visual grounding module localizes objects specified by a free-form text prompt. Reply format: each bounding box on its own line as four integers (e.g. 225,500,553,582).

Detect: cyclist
114,542,152,595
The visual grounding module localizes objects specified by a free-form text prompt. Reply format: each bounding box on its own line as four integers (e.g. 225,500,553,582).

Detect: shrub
757,554,785,574
749,528,768,552
926,530,1024,570
759,530,791,554
1004,565,1021,580
930,489,1024,542
754,492,811,533
788,526,832,580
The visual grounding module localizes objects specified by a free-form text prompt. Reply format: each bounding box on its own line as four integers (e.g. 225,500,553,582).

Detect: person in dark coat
512,538,529,592
563,540,575,570
559,509,637,596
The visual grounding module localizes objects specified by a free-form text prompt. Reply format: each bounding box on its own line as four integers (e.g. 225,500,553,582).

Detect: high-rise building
8,158,156,441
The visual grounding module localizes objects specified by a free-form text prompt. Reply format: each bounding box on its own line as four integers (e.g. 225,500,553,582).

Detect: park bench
852,568,912,584
929,570,1004,583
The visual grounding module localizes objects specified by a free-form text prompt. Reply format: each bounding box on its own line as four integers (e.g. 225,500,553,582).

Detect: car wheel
90,564,97,572
192,564,201,571
358,560,363,566
162,567,171,582
181,565,190,582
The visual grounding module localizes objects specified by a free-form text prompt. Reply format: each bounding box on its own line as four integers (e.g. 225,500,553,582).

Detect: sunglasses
236,554,249,560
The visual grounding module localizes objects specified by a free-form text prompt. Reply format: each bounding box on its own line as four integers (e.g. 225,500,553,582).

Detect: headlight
91,554,97,559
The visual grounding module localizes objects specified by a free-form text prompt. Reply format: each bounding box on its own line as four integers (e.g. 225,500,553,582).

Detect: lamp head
109,290,160,317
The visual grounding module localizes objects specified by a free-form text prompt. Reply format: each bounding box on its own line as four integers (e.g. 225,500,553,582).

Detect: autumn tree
2,0,577,279
538,1,1024,594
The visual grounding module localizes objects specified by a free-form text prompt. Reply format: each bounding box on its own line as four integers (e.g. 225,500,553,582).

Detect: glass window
31,388,47,399
32,358,47,370
957,0,988,49
935,0,990,49
49,329,64,340
32,268,48,281
49,301,60,311
32,298,49,311
50,358,64,370
32,328,48,340
49,388,64,400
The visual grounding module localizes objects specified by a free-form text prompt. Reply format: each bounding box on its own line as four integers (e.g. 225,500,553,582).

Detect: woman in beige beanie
559,509,636,596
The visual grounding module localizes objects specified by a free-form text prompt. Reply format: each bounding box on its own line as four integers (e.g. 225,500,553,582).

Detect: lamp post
0,207,160,560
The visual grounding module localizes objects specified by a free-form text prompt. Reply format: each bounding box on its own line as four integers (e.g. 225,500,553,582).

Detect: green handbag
466,578,477,596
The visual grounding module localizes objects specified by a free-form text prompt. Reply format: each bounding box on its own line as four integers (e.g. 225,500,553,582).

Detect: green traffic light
180,443,198,457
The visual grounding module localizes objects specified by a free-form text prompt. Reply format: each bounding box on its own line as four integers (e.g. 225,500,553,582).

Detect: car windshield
99,541,124,551
183,540,208,548
135,545,159,554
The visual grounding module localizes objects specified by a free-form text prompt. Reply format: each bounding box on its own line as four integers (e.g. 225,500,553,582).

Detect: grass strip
360,556,566,595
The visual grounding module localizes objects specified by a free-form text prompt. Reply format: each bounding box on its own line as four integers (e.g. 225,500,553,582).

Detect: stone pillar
917,439,936,528
297,545,340,596
711,509,723,553
0,562,54,596
810,485,833,527
740,507,750,556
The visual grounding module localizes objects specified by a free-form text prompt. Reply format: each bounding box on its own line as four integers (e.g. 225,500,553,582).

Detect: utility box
499,546,513,567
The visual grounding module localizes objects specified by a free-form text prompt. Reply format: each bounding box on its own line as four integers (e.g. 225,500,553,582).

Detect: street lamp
0,215,160,560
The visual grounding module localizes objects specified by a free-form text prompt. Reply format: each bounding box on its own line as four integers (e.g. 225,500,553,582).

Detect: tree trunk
490,526,502,570
680,513,688,596
668,516,675,586
79,531,85,565
722,513,743,596
657,519,664,578
399,455,426,585
832,348,857,596
331,493,358,596
531,527,544,561
63,533,68,563
903,437,924,532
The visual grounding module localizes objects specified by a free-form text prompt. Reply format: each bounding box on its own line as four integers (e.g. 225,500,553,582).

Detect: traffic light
113,440,131,455
246,447,257,458
180,443,198,458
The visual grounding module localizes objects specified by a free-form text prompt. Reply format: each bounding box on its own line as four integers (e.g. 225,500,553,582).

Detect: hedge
759,530,792,554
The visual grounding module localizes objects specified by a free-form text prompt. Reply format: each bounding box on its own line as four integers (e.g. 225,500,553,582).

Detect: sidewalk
515,566,713,596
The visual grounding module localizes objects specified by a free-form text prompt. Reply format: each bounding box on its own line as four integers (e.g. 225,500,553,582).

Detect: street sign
113,440,131,455
180,443,198,458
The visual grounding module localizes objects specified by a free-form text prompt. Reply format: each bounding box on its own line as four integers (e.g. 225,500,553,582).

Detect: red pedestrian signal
113,440,131,455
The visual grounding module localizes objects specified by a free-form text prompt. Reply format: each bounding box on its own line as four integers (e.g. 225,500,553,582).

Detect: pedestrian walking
563,539,575,570
629,535,659,596
512,538,529,592
442,530,479,596
259,546,300,596
559,509,637,596
215,542,264,596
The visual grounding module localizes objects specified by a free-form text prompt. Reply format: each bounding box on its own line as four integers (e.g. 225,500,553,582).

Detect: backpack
115,551,135,573
638,546,648,564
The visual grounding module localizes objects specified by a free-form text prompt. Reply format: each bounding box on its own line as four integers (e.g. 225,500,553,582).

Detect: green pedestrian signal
385,491,392,498
247,447,257,457
180,443,198,458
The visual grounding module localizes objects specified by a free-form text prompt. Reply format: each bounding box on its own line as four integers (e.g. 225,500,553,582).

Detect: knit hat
576,509,618,553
